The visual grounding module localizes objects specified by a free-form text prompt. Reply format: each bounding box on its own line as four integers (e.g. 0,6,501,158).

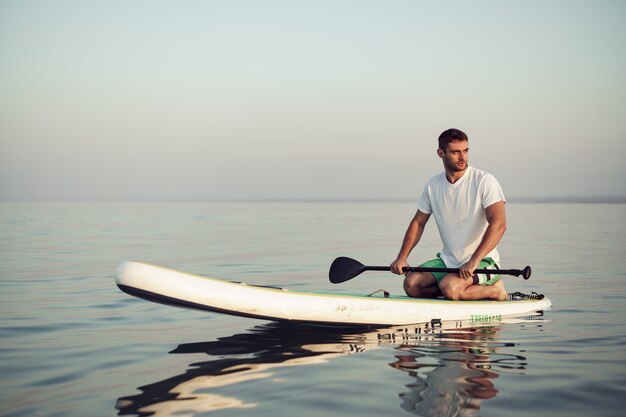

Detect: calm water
1,202,625,417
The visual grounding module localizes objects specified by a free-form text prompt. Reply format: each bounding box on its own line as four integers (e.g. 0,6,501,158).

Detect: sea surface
1,201,625,417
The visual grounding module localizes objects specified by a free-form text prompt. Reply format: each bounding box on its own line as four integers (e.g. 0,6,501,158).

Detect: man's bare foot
493,279,508,301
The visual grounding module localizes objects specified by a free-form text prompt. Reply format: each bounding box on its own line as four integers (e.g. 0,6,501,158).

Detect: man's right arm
390,210,431,274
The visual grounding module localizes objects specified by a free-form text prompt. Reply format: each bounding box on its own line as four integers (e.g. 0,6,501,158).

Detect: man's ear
437,148,444,158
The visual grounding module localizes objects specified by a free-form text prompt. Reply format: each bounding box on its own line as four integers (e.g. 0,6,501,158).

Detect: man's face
438,140,469,173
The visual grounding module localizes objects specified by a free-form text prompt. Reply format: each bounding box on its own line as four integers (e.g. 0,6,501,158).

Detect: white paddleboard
116,261,551,326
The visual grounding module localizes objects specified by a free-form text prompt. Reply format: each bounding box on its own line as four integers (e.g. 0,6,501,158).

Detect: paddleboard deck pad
116,261,551,327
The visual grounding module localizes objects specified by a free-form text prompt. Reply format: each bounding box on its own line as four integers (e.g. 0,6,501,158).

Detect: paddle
329,256,531,284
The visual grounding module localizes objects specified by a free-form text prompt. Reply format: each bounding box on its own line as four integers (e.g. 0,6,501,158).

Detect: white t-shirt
417,166,506,268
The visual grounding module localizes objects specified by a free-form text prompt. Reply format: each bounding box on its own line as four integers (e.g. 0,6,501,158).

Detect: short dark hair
438,128,468,151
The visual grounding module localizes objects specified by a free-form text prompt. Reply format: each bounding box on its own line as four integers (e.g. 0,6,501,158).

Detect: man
390,128,508,301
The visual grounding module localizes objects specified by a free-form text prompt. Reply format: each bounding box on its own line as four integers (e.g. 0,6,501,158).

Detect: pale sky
1,0,625,201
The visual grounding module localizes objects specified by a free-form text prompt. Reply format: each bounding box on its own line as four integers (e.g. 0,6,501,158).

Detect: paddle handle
364,265,531,279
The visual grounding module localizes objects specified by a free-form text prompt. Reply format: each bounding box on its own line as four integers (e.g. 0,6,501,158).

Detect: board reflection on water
116,315,546,417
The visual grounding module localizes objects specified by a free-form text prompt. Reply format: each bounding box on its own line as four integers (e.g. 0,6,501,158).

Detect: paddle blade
329,257,366,284
521,266,532,280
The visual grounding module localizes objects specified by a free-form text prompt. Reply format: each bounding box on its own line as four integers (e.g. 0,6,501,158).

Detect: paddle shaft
364,265,529,278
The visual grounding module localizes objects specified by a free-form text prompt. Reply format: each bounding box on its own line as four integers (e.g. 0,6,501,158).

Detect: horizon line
1,196,625,204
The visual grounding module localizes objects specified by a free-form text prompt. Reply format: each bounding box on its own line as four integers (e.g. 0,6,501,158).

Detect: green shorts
419,254,501,286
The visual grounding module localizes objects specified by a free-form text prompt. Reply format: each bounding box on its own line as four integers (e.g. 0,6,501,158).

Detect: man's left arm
459,201,507,279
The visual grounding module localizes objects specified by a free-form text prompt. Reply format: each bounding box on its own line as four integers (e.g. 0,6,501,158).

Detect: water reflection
116,317,545,416
391,326,519,416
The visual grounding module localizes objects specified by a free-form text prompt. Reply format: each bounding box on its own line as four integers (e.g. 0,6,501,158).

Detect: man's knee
441,286,461,301
403,272,437,298
403,275,422,298
439,275,463,300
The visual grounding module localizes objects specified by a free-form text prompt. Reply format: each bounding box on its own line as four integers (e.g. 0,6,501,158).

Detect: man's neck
445,167,468,184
